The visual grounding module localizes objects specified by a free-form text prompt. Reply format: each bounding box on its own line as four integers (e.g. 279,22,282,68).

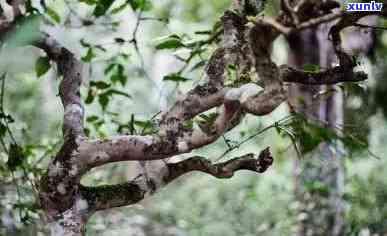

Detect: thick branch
80,148,273,211
37,40,86,217
160,10,246,126
36,38,85,141
76,82,277,169
57,48,85,140
280,65,368,85
76,86,242,168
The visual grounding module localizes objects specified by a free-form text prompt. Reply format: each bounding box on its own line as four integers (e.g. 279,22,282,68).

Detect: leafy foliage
275,113,371,156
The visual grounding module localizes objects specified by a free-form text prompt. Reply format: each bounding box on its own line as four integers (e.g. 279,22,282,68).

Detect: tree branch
78,7,379,169
280,65,368,85
80,147,273,211
166,147,273,180
253,4,387,37
37,37,86,142
76,81,280,169
57,48,85,141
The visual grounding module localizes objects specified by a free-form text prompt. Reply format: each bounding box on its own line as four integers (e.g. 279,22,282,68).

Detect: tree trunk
49,213,86,236
46,200,90,236
288,24,345,236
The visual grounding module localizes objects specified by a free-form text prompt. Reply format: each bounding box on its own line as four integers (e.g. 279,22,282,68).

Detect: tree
0,0,385,235
288,15,376,235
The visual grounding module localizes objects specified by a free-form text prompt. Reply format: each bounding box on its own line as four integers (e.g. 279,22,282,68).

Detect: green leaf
226,64,237,83
0,122,6,138
304,180,330,196
134,120,152,128
111,21,120,28
183,120,194,130
80,39,91,48
120,53,130,60
129,114,135,134
133,119,157,134
341,134,368,152
286,115,337,154
46,7,61,23
114,38,126,43
163,73,190,82
156,39,184,50
155,35,185,50
199,113,219,124
110,64,127,86
98,94,110,110
35,57,50,77
97,89,131,110
129,0,152,11
111,2,129,14
86,115,99,123
190,60,207,72
85,89,95,104
84,128,90,137
104,63,117,75
303,64,320,73
104,89,132,99
82,48,96,62
93,0,115,17
93,120,105,129
195,30,212,35
7,143,24,171
196,113,219,132
90,81,111,89
94,45,106,52
79,0,98,5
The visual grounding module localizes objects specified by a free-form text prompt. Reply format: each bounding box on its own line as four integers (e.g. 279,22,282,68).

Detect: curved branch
37,38,85,141
280,65,368,85
80,148,273,211
57,48,85,140
76,82,277,169
166,147,273,180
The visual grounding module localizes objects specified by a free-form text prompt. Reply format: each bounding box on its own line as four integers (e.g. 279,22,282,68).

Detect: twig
283,0,299,25
354,23,387,31
254,16,291,35
296,11,344,31
216,115,294,162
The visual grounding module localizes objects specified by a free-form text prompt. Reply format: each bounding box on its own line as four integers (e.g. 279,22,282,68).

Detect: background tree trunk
288,24,345,236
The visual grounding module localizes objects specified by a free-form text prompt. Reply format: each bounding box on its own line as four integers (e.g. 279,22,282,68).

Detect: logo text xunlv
346,1,383,11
